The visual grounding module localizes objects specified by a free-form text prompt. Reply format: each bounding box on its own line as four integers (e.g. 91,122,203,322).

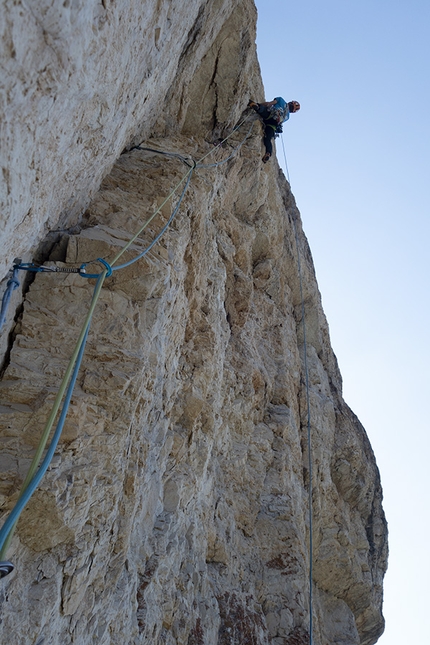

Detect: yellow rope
110,116,253,267
0,272,107,558
0,114,254,562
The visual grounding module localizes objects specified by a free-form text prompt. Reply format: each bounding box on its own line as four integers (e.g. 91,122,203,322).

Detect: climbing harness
282,133,314,645
0,114,256,576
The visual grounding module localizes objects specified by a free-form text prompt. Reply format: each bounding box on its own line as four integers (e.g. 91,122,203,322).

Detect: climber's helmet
288,101,301,113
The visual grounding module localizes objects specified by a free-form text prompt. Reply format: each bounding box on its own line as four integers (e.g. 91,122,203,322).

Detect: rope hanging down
281,135,314,645
0,115,256,574
293,215,314,645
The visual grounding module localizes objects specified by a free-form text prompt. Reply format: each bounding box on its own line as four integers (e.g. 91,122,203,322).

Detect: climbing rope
196,119,255,168
281,133,291,184
281,135,314,645
0,113,256,575
0,273,105,562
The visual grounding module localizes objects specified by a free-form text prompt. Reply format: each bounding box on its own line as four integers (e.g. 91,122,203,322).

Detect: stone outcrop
0,1,387,644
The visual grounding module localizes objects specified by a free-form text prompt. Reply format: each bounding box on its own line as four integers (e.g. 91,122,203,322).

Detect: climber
248,97,300,163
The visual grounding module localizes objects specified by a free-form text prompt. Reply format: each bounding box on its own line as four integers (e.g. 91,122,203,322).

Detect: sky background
254,1,429,643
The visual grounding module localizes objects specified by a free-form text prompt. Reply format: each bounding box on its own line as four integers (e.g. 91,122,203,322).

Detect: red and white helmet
288,101,301,113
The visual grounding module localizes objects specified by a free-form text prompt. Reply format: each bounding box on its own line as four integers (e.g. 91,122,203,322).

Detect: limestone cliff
0,1,387,644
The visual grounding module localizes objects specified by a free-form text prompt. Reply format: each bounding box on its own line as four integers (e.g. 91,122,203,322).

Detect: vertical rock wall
0,1,387,644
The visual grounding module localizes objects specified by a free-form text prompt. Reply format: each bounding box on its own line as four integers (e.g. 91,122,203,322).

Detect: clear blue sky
254,1,430,643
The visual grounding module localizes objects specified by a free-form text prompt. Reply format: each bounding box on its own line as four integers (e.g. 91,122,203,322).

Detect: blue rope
3,123,251,287
0,170,195,559
0,274,99,553
0,118,250,571
0,268,20,331
77,169,193,277
112,165,194,271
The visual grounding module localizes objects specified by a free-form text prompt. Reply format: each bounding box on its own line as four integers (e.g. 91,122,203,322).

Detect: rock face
0,1,387,644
